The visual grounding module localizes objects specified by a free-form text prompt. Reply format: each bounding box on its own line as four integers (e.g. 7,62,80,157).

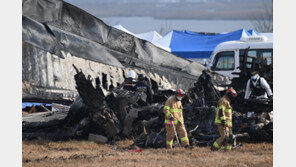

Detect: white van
206,36,273,79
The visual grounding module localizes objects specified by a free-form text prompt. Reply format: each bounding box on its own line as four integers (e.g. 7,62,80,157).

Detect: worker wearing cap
244,71,273,100
134,74,153,105
163,89,189,149
211,87,237,151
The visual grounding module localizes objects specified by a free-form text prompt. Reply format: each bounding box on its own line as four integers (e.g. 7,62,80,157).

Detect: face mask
176,96,183,101
251,76,257,81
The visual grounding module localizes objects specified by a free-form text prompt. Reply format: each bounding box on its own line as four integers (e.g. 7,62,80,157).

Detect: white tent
113,24,136,36
261,33,273,41
248,30,273,41
113,25,166,48
136,31,162,43
248,29,261,36
152,31,173,52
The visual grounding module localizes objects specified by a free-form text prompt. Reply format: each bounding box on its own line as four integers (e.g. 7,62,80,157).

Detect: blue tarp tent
154,29,251,59
182,30,220,36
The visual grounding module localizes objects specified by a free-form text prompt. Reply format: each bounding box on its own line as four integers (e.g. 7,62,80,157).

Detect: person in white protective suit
244,71,273,100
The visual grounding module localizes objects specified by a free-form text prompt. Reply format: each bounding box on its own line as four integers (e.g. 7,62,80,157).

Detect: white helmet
127,70,136,79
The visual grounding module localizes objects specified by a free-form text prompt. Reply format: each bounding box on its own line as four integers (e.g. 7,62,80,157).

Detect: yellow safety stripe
215,120,221,124
164,106,170,110
181,137,188,141
166,140,173,145
169,109,182,112
166,111,171,117
213,142,221,149
224,146,232,150
225,109,232,113
164,119,178,124
215,105,226,124
215,121,232,126
217,105,226,111
225,121,232,126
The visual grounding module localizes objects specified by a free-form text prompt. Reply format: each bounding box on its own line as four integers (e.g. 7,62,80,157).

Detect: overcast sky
64,0,272,20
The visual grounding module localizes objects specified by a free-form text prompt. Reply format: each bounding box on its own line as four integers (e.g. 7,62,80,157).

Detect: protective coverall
163,96,189,149
244,77,272,99
213,95,233,150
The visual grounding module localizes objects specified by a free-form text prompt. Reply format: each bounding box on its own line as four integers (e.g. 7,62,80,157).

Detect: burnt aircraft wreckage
22,0,273,147
22,0,212,103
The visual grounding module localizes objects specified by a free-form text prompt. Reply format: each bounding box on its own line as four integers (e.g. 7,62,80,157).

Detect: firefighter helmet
175,89,185,97
226,87,237,97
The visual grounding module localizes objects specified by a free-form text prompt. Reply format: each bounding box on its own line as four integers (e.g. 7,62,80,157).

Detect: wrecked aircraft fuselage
22,0,226,103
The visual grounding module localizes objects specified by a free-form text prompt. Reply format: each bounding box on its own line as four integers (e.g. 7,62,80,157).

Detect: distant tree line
249,0,273,32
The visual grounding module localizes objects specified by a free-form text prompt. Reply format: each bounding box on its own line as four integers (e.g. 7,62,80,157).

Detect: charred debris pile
22,65,273,148
22,0,272,148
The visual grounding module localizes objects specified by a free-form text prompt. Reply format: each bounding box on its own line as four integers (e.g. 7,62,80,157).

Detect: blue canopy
154,29,251,59
22,102,51,109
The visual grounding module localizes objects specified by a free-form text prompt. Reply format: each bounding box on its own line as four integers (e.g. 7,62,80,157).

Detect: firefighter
134,74,153,105
244,71,273,100
211,87,237,151
163,89,189,149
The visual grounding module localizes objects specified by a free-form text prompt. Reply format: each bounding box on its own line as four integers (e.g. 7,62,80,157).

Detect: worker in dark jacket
123,70,137,91
134,74,153,105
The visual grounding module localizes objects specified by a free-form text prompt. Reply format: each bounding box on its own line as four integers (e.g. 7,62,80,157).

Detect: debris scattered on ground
127,149,142,152
52,103,70,112
88,134,108,144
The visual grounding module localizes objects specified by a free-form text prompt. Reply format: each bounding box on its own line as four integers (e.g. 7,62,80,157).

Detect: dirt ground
22,140,273,167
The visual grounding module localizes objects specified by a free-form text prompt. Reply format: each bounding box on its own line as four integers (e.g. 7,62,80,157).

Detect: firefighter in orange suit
211,87,237,151
163,89,189,149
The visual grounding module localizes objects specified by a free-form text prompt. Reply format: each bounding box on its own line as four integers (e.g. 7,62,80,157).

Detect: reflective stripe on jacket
163,96,184,124
215,95,233,127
